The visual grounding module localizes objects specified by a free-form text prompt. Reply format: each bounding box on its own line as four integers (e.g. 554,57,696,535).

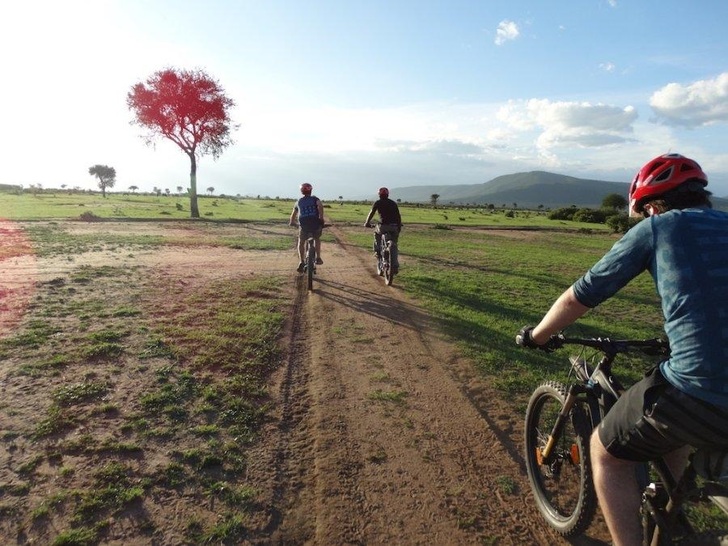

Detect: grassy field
0,190,611,231
1,221,293,544
2,191,661,399
1,191,676,543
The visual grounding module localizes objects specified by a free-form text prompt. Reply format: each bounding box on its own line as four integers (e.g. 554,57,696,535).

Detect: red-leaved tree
127,68,237,218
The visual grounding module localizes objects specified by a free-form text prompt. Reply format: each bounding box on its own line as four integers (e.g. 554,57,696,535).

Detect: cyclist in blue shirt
518,153,728,546
289,183,325,273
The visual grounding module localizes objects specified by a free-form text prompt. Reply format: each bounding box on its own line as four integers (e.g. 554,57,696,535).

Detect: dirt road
0,221,610,544
242,225,609,545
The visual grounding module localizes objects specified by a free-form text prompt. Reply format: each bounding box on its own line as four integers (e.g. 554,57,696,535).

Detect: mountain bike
516,332,728,545
299,223,329,291
369,224,398,286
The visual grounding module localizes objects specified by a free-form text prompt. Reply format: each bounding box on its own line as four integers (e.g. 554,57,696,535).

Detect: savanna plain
1,193,670,545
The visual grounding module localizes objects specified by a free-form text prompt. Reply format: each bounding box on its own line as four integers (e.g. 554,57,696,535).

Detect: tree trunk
188,154,200,218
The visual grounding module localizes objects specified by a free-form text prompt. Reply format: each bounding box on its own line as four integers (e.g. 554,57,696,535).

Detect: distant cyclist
364,187,402,273
290,183,325,273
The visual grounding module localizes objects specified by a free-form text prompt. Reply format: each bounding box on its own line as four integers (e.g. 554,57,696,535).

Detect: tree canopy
126,68,237,218
602,193,628,210
88,164,116,197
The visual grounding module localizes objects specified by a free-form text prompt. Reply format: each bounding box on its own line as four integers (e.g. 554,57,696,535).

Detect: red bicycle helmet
300,183,313,195
629,153,707,215
378,187,389,198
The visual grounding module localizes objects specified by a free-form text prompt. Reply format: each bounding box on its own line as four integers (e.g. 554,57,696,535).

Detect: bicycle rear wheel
382,238,393,286
306,240,315,290
524,381,597,536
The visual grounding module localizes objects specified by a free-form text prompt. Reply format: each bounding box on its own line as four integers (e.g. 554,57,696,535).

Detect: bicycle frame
531,335,728,545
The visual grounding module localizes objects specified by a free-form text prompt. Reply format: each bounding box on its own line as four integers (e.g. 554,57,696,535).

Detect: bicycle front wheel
524,381,597,536
306,241,315,290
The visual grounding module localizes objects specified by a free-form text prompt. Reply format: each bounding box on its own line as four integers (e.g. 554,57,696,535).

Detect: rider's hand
364,222,372,228
516,326,558,353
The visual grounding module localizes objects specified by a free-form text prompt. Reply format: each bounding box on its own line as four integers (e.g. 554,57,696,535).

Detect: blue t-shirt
572,207,728,407
295,195,321,229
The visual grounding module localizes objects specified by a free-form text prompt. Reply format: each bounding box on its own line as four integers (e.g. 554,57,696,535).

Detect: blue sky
3,0,728,200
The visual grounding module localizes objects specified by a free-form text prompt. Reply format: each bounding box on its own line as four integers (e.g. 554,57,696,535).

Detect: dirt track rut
249,226,605,545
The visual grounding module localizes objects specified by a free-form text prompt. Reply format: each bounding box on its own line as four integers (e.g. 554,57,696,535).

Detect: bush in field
548,207,578,221
79,211,101,222
606,213,641,233
572,208,607,223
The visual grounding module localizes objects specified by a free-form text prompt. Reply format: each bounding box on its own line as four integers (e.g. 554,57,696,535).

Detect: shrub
572,208,607,223
606,213,640,233
79,211,101,222
547,207,577,221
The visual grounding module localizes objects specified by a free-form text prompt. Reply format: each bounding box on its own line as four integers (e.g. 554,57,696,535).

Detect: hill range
391,171,728,211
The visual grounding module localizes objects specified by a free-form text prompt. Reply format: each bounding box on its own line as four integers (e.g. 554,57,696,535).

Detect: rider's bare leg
590,431,642,546
297,237,305,263
315,237,321,259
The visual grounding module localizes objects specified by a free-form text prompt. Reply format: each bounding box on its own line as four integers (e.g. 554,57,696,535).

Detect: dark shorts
375,223,400,243
599,366,728,462
299,224,322,239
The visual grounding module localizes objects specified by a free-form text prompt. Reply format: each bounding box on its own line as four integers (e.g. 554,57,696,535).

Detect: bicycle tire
382,238,393,285
384,249,393,285
524,381,597,536
306,240,315,291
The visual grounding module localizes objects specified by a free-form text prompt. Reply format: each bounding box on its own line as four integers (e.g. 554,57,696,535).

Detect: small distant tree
430,193,440,207
129,185,138,193
127,67,237,218
88,164,116,197
602,193,628,210
177,186,184,195
207,186,215,195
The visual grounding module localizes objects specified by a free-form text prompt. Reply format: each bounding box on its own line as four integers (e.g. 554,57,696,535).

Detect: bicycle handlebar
540,333,670,357
365,222,402,228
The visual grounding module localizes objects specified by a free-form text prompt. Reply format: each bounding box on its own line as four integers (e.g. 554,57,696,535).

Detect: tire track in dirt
263,226,583,545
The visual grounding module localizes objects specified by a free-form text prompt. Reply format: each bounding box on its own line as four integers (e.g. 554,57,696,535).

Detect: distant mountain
392,170,728,212
392,171,630,209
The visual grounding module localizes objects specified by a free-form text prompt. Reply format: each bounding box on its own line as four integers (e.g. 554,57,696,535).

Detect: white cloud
495,20,520,46
498,99,638,150
600,62,616,72
650,72,728,128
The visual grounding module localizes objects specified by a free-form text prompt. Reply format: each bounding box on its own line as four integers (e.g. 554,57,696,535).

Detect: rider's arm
531,286,590,345
316,198,325,224
289,205,298,226
364,207,376,226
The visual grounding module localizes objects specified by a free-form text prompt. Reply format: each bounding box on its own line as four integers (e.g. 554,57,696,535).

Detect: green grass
0,241,289,542
0,191,296,221
2,189,610,232
0,194,694,542
23,220,292,258
344,223,664,396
